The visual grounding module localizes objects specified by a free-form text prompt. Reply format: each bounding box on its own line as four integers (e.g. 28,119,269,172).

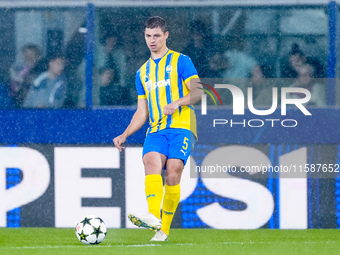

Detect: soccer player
113,16,203,241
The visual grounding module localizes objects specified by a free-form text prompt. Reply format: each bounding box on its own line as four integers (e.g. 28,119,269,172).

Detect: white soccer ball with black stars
75,215,107,245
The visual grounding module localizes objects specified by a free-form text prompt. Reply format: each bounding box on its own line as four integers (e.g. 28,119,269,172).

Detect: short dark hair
48,53,65,63
100,26,118,45
145,16,168,33
190,20,207,34
290,43,305,57
22,44,40,55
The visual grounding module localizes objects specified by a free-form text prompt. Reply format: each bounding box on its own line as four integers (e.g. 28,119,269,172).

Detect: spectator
23,54,67,109
221,36,258,93
182,20,214,78
287,64,326,107
249,64,275,106
208,52,229,78
64,23,86,108
222,36,258,79
96,28,127,86
281,43,325,78
10,44,47,107
98,67,131,106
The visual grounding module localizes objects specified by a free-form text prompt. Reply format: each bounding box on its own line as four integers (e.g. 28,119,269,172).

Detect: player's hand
113,134,127,152
163,102,179,115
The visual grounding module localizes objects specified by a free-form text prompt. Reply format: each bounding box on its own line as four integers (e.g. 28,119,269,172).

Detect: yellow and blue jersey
136,50,199,137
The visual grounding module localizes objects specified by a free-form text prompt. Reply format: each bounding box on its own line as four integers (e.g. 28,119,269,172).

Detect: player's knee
165,172,181,186
143,157,153,168
143,155,155,166
143,156,161,174
165,164,183,185
166,159,184,172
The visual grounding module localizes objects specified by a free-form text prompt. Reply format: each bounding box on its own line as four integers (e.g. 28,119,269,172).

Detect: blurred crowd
0,19,327,110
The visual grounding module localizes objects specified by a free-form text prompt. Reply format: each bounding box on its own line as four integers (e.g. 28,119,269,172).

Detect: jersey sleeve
178,54,199,84
135,69,146,99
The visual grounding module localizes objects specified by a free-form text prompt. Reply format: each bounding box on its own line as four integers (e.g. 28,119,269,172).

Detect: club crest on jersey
166,65,172,73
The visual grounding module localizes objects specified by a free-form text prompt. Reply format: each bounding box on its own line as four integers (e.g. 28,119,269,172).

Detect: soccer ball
75,215,107,245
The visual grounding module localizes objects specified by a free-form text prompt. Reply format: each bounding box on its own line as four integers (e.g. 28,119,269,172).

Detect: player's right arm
113,98,148,152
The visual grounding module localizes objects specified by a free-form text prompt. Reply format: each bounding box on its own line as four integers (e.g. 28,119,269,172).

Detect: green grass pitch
1,228,340,255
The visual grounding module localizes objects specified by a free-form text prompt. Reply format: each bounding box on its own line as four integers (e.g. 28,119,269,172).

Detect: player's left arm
163,77,203,115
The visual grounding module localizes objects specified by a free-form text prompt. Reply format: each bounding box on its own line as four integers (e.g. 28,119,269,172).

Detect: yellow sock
145,174,164,219
161,184,180,236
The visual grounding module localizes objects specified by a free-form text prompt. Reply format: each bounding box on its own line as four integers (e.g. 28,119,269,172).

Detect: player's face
144,27,168,53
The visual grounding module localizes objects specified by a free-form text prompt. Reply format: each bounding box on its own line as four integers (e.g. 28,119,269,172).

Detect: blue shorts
142,128,196,165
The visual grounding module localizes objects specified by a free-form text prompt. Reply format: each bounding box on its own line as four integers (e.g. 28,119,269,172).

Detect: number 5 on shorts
182,137,189,150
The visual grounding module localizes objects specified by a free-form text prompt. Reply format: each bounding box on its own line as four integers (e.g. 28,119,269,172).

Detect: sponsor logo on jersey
145,79,171,92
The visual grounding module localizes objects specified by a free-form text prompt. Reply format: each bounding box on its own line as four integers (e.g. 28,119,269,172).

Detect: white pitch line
176,240,338,246
1,240,337,250
0,244,161,250
222,241,337,245
126,244,161,247
0,246,81,250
